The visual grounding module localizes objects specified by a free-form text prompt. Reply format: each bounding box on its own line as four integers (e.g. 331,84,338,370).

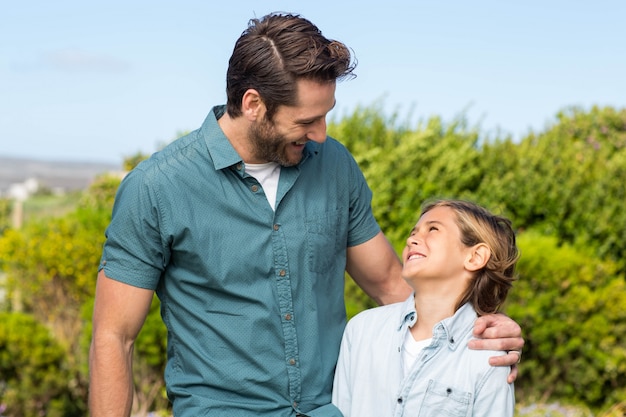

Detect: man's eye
429,226,438,231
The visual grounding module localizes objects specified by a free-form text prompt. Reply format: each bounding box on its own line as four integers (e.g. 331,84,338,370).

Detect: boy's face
402,206,473,286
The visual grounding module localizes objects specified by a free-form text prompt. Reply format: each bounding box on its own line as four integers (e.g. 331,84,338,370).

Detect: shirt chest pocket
305,209,343,273
418,379,472,417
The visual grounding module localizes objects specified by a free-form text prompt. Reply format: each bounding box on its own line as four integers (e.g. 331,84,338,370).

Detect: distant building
7,178,39,201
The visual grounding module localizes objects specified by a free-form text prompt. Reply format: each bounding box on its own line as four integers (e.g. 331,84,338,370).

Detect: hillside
0,156,121,196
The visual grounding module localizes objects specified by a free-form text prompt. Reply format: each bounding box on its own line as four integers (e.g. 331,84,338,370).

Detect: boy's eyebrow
410,219,444,233
425,220,444,226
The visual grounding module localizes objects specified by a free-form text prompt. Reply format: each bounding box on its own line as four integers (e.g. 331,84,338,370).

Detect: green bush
506,232,626,410
476,106,626,273
330,106,483,254
0,312,81,417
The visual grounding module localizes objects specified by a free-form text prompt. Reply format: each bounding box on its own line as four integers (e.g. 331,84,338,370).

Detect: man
89,12,523,417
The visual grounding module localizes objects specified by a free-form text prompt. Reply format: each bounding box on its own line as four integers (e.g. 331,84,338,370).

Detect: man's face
248,79,336,167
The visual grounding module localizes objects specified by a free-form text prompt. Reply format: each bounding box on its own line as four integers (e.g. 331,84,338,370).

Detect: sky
2,1,625,165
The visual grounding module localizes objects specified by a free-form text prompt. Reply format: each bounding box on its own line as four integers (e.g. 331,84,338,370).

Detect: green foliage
477,106,626,272
329,106,483,254
123,151,151,171
0,172,168,415
344,274,377,319
506,232,626,410
0,312,81,417
0,198,11,236
22,191,82,222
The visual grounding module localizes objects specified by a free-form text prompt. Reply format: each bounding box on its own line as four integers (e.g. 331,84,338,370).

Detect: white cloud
44,48,130,72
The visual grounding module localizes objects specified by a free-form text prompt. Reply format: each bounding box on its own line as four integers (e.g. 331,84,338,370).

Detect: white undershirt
402,331,432,376
244,162,281,211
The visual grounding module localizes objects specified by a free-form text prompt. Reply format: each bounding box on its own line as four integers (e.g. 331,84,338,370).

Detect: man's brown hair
225,12,356,120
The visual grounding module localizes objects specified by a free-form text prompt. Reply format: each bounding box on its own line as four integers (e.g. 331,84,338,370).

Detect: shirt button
397,397,403,404
273,224,280,231
285,314,292,320
289,358,296,365
251,185,258,192
279,269,286,277
236,163,243,170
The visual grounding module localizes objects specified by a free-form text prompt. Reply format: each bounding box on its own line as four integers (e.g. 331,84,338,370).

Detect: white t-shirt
402,331,432,376
245,162,281,211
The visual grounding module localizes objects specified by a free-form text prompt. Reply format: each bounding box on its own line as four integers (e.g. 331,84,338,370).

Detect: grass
20,191,82,225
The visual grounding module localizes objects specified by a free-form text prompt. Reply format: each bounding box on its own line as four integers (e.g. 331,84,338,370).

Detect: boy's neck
410,291,459,341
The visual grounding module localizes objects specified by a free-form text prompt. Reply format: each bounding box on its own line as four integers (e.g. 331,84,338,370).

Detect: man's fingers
468,337,524,352
508,349,522,364
488,349,522,367
507,364,519,384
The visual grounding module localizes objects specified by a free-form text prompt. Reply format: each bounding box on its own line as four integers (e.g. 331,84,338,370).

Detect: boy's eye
429,226,438,231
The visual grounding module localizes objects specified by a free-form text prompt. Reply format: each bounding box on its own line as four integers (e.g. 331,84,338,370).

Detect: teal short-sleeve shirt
100,106,380,416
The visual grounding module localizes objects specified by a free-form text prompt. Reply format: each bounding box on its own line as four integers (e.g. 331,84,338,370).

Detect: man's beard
248,117,303,167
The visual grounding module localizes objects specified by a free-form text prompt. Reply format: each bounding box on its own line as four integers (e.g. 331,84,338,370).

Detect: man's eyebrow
295,100,336,123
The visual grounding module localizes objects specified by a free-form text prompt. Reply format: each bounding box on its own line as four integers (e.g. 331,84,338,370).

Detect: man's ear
465,243,491,272
241,89,265,121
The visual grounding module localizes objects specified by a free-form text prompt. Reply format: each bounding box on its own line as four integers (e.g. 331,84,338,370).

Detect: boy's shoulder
348,300,409,329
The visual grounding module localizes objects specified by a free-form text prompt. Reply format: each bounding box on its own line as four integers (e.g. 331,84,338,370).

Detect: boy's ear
465,243,491,272
241,89,266,121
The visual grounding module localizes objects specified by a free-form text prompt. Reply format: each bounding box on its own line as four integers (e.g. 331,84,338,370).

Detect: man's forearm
89,337,135,417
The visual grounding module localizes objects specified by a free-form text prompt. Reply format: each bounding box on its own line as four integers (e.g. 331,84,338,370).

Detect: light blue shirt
332,295,515,417
100,106,380,416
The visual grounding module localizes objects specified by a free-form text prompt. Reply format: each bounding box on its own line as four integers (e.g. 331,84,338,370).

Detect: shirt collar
201,106,243,171
397,294,477,351
435,303,477,351
397,294,418,331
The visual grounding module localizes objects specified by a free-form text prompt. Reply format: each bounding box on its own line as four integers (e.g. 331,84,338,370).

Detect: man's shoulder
133,130,208,177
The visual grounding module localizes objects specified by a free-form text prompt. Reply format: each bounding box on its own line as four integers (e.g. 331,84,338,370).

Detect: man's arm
345,231,411,305
89,270,155,417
